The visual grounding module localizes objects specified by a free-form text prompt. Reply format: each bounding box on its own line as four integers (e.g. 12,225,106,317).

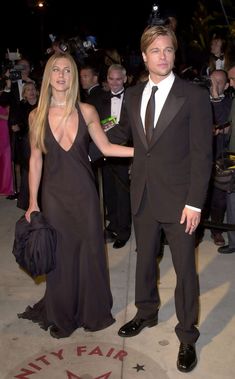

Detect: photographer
6,58,35,200
218,64,235,254
0,86,13,196
208,69,232,246
15,82,39,210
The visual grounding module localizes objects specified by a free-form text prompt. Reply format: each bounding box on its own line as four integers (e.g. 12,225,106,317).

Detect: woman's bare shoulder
79,101,96,113
78,101,98,125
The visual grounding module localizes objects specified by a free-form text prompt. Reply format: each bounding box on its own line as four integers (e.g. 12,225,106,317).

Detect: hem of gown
17,299,52,331
18,302,116,334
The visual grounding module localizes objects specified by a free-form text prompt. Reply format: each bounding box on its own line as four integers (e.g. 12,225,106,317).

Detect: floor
1,195,235,379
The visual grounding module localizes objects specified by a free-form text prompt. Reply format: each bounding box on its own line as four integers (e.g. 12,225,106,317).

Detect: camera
179,67,212,89
0,49,23,90
5,49,22,81
47,34,98,66
0,64,22,90
8,65,23,81
148,4,169,27
192,76,212,89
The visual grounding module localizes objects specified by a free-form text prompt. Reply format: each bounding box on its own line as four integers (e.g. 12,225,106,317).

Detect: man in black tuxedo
79,65,104,102
109,25,212,372
218,64,235,254
101,64,132,248
88,64,132,249
79,64,107,194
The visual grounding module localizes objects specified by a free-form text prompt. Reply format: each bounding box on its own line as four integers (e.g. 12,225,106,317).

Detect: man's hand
180,207,201,235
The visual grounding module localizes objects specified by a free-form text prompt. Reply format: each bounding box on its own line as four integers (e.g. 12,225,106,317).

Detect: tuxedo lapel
150,78,186,147
131,83,149,149
98,93,112,120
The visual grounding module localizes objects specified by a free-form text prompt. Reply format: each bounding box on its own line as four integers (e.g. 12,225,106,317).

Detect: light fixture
37,1,44,7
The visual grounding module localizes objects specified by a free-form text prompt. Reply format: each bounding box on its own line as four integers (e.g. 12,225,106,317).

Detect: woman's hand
25,205,40,223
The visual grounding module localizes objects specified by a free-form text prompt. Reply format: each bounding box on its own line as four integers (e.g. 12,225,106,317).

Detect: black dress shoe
113,239,127,249
177,343,197,373
50,325,74,339
118,315,158,337
218,245,235,254
6,192,19,200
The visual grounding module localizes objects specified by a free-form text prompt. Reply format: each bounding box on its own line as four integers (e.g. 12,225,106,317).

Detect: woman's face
23,83,37,101
50,57,72,91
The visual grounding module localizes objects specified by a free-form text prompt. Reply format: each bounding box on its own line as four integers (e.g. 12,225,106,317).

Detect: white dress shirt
141,72,175,127
111,88,124,123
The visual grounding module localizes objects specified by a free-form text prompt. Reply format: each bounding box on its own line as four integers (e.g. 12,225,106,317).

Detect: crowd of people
1,15,235,374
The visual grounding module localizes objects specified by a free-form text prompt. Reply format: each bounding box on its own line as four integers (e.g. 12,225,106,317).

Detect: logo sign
5,342,168,378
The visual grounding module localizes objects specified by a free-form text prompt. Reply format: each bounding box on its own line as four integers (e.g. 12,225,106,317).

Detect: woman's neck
51,96,66,107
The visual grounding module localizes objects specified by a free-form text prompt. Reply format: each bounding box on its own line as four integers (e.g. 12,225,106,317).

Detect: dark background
0,0,234,66
1,1,197,59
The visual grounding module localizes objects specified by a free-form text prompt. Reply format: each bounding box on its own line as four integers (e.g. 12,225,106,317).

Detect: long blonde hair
31,52,80,153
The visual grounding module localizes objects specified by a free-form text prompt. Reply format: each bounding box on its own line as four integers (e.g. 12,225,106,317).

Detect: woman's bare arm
80,102,134,158
25,111,43,222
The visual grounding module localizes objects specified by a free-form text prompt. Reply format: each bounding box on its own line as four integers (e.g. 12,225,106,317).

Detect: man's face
228,67,235,89
107,69,126,93
210,38,223,56
142,35,175,83
19,59,31,79
80,69,97,90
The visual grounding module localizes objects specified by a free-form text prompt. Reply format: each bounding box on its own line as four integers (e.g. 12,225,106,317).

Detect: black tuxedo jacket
88,89,120,122
88,89,132,160
82,85,105,106
108,75,213,222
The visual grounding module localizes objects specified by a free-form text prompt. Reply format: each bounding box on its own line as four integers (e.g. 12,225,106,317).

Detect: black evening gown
18,105,115,334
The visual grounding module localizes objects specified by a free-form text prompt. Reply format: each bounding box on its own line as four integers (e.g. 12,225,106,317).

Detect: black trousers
102,159,131,241
133,190,200,344
210,186,227,234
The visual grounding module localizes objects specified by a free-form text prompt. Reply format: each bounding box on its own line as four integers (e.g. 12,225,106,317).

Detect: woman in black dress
20,52,134,339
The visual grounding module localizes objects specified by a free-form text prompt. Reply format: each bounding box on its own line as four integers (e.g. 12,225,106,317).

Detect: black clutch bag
12,211,57,277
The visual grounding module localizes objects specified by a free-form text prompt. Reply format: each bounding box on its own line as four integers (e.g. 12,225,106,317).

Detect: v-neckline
49,125,79,152
48,113,79,153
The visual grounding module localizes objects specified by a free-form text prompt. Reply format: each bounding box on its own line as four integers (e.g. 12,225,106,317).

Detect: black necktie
111,90,124,99
145,86,158,144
